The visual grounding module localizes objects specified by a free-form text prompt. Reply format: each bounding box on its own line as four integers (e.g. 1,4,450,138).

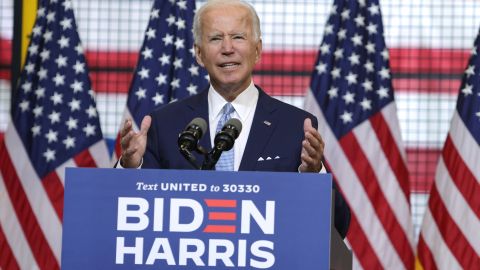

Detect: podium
61,168,351,269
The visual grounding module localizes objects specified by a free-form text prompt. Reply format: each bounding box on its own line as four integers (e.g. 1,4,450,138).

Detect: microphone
201,118,242,170
178,117,207,151
213,118,242,152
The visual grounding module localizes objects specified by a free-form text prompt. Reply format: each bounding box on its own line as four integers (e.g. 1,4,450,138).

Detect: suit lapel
239,88,277,171
185,88,212,149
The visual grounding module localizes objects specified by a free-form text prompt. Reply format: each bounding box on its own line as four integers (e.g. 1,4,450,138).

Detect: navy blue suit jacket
142,86,350,237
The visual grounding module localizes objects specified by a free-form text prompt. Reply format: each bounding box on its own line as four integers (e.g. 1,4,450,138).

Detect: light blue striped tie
215,103,235,171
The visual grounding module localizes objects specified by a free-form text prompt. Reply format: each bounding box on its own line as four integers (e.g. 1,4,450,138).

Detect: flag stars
173,58,183,69
19,100,30,112
68,98,81,111
166,15,176,26
32,25,42,36
367,23,378,35
50,92,63,105
346,72,358,85
31,125,41,136
465,65,475,77
379,67,390,79
43,149,56,162
316,62,327,74
360,98,372,110
138,67,150,79
340,111,353,124
58,36,70,48
369,4,380,16
177,0,187,10
362,79,373,91
334,48,344,59
150,8,160,19
328,87,339,98
22,82,32,93
53,73,65,86
46,11,56,23
381,48,389,60
348,53,360,65
62,0,73,10
365,42,375,54
55,55,68,68
33,106,43,118
32,87,42,97
152,93,164,105
174,38,185,49
364,60,374,73
342,91,355,104
48,111,61,124
28,44,39,55
320,43,330,55
142,47,153,59
63,136,76,149
45,129,59,143
171,78,180,89
337,29,347,40
73,61,85,73
331,67,341,79
83,123,96,137
40,49,50,61
71,80,83,93
159,54,170,65
43,30,53,42
340,9,350,20
163,33,174,46
324,24,334,35
351,34,362,46
187,84,198,95
86,106,98,118
145,28,156,40
155,73,167,85
354,15,365,27
74,44,83,54
377,87,390,99
38,68,48,80
60,18,72,30
175,18,186,30
462,84,473,96
136,87,147,99
189,64,199,76
37,7,46,17
66,117,78,130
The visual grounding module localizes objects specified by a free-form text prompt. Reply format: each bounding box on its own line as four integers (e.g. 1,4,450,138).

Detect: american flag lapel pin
263,120,271,126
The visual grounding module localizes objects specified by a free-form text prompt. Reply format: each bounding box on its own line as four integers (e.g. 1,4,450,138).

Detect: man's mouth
219,62,239,68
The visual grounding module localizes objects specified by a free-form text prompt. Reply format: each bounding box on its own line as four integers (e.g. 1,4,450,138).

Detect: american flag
0,0,109,269
113,0,208,158
304,0,415,269
417,30,480,269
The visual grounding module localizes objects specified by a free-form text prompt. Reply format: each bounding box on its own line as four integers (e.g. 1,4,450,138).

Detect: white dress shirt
208,81,258,171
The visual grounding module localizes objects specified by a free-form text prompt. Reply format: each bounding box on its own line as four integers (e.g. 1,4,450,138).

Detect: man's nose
221,38,234,54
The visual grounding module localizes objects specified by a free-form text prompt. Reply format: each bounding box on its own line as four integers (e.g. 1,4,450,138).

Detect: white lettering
208,239,235,267
115,237,143,264
145,238,175,265
250,240,275,269
117,197,149,231
179,238,206,266
170,198,203,232
241,201,275,234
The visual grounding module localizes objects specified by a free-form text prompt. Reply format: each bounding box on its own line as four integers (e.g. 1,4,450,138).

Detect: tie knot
223,103,234,116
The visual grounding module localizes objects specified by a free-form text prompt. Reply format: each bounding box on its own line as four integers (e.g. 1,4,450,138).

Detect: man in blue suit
119,0,350,238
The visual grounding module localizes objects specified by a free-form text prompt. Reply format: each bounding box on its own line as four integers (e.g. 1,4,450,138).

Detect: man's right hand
119,116,152,168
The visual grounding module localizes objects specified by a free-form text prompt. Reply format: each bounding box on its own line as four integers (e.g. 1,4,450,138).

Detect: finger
120,119,132,137
140,115,152,136
120,130,135,149
303,118,314,133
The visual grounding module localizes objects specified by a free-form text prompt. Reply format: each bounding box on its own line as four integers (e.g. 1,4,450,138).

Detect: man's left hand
299,118,325,173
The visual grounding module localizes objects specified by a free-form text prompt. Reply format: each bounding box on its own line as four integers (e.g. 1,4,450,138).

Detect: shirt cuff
115,156,143,169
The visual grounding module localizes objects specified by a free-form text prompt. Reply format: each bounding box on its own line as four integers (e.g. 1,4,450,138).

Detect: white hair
193,0,261,45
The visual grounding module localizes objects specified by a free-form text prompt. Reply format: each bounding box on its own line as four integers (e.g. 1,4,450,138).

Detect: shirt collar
208,81,259,121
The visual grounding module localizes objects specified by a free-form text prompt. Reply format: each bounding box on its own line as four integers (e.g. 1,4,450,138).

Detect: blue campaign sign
62,168,332,269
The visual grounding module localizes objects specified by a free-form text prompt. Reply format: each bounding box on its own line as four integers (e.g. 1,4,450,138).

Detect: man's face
195,4,262,96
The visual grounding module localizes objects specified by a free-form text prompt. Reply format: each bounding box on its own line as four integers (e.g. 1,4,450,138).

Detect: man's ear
194,44,205,67
255,38,263,63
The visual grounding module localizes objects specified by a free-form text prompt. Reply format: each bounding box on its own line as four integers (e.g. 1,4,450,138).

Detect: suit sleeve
311,115,351,238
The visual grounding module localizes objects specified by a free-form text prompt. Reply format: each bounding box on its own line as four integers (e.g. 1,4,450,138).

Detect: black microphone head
188,117,207,136
178,117,207,151
223,118,242,138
